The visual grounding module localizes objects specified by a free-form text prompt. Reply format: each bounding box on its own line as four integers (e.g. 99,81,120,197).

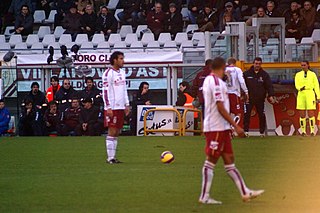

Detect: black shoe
108,159,123,164
311,133,315,137
301,133,307,137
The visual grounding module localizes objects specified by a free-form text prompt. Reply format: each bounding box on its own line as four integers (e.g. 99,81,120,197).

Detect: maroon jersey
192,66,212,104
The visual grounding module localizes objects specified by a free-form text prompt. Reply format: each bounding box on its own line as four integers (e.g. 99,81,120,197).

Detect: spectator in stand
46,76,61,102
147,2,166,39
24,82,46,112
237,0,260,18
37,0,53,18
0,99,10,135
93,0,109,14
219,11,233,33
80,4,97,38
283,1,300,23
285,11,306,42
246,7,271,44
76,98,102,136
60,97,81,136
130,82,151,136
96,5,118,36
18,99,44,136
159,0,182,12
196,5,218,32
192,59,213,115
80,77,103,108
219,2,241,22
117,0,144,28
265,1,281,17
14,5,34,36
188,0,205,24
165,3,183,38
8,0,33,18
55,78,78,112
300,1,316,37
76,0,94,14
44,101,62,135
54,0,75,27
62,4,82,41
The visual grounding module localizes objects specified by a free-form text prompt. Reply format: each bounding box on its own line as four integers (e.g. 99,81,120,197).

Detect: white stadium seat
113,41,128,52
108,0,119,10
75,34,89,45
47,42,61,50
124,33,138,46
119,25,133,39
186,24,199,33
191,32,204,45
4,26,15,37
174,32,188,46
14,42,29,54
80,41,94,53
181,7,189,21
141,33,155,46
38,26,51,40
33,10,46,23
8,34,22,48
136,25,148,38
97,41,110,53
54,26,65,40
114,9,123,21
108,34,121,46
42,34,56,47
0,35,5,43
163,40,177,51
26,34,39,47
146,41,160,52
180,40,195,51
157,33,172,46
92,34,105,46
59,34,72,46
44,10,57,24
0,42,11,52
130,41,144,52
31,42,44,54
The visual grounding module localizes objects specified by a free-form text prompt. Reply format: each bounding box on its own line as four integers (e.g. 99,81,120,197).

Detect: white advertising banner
136,105,194,136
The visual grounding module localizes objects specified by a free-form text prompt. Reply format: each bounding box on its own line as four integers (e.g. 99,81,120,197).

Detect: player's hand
234,125,245,138
125,106,130,116
244,93,249,103
107,109,113,118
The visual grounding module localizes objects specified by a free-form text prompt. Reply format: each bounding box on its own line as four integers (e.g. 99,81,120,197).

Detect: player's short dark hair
50,76,59,82
227,57,237,65
0,99,4,103
110,51,124,65
85,76,94,83
211,57,226,70
253,57,262,63
205,59,213,66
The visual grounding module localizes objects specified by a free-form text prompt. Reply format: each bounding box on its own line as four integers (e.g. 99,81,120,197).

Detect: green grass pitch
1,136,320,213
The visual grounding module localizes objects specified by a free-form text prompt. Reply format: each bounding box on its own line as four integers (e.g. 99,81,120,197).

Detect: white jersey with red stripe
102,67,129,110
202,74,231,132
225,65,248,97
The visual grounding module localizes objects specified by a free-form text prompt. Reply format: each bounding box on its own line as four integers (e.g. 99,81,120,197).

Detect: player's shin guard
200,160,215,201
225,164,249,197
300,117,307,134
106,136,117,161
309,116,316,134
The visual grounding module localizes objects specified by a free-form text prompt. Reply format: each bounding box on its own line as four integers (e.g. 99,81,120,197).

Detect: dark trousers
244,100,266,134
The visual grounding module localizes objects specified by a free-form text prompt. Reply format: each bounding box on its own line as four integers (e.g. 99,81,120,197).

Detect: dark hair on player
85,76,94,83
50,76,59,82
0,99,4,103
253,57,263,63
110,51,124,65
139,82,149,93
227,57,237,65
211,57,226,70
205,59,213,66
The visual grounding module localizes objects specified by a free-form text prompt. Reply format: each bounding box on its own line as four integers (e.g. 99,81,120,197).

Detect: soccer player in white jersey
102,51,130,164
199,57,264,204
225,57,248,123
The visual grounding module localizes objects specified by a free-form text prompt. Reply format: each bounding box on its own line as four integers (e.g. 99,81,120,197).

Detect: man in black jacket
165,3,183,38
243,57,276,137
80,5,97,38
188,0,204,24
96,5,117,36
23,82,46,112
55,78,78,112
80,77,103,108
60,97,81,136
117,0,143,28
14,5,33,36
76,98,102,136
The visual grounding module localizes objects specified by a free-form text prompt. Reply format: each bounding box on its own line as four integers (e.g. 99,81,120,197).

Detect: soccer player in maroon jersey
199,57,264,204
102,51,130,164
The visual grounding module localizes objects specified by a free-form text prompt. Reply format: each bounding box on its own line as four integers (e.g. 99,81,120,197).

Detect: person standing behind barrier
55,78,78,112
243,57,275,137
294,61,320,136
131,82,152,136
46,76,61,103
225,57,249,126
192,59,214,116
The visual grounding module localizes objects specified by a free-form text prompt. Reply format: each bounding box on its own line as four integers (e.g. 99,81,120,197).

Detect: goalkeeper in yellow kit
295,61,320,136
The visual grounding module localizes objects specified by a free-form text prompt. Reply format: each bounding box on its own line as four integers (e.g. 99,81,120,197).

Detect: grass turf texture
0,136,320,213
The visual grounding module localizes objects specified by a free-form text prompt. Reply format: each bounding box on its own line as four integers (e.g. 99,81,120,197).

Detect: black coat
188,0,204,14
165,12,183,37
96,13,118,33
24,90,46,110
80,86,102,108
18,108,44,136
55,86,78,112
81,12,97,33
79,106,100,125
243,66,274,102
14,13,34,35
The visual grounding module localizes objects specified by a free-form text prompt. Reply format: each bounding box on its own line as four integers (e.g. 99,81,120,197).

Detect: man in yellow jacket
295,61,320,136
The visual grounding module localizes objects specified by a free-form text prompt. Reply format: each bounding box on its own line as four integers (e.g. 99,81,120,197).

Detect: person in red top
46,76,61,102
147,2,166,39
192,59,213,115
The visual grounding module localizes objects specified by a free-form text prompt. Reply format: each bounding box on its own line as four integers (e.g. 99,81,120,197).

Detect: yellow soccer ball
160,151,174,164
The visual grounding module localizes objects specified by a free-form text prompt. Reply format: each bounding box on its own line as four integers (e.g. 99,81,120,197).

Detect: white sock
225,164,249,196
199,160,215,201
106,136,117,161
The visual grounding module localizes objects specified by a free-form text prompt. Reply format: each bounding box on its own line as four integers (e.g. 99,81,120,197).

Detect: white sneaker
244,132,249,137
199,198,222,205
242,189,265,202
